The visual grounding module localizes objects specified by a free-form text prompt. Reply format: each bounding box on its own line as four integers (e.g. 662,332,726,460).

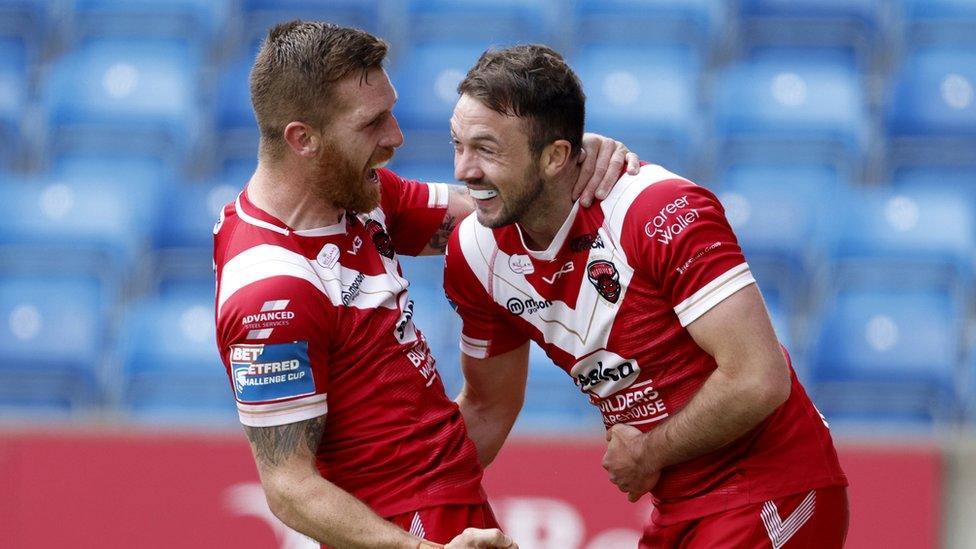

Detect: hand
443,528,517,548
574,133,642,208
602,424,661,503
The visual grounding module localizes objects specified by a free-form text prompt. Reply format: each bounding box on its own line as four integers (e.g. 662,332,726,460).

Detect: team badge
364,219,395,259
587,260,621,304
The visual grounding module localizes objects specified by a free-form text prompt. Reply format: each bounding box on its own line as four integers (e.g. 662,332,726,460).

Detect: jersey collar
237,188,347,237
515,200,582,262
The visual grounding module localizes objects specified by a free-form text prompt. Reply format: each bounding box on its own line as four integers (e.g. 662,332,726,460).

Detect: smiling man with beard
212,21,638,549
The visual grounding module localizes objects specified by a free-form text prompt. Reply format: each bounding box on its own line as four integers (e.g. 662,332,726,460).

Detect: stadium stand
573,44,703,175
0,0,973,432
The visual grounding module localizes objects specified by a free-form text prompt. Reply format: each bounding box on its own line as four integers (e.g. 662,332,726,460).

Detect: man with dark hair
445,44,850,548
214,22,638,549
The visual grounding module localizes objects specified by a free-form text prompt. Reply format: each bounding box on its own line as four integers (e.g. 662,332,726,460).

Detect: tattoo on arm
244,416,326,468
428,213,456,253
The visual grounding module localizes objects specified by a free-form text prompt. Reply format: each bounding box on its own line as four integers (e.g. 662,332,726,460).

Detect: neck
517,164,581,251
247,158,344,230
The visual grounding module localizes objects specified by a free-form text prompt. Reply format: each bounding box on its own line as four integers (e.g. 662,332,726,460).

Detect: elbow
758,360,792,412
260,471,302,528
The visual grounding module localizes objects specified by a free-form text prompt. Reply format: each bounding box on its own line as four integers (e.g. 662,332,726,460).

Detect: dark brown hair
458,44,585,157
250,20,389,158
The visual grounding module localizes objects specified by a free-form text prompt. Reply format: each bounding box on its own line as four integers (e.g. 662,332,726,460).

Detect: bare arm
455,343,531,466
603,285,792,498
419,186,472,256
244,417,425,548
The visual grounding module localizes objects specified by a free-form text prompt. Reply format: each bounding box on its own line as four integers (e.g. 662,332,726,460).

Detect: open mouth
366,168,379,185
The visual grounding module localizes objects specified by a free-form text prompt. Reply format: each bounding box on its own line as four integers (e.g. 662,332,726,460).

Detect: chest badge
316,243,341,269
587,259,621,304
364,219,395,259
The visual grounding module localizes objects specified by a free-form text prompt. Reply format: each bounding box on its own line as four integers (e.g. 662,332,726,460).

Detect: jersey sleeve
622,179,755,327
216,275,334,427
378,168,452,256
444,226,529,359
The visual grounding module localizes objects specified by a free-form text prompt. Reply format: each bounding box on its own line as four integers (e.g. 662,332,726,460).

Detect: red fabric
214,171,485,518
445,165,847,523
385,503,500,546
640,486,849,549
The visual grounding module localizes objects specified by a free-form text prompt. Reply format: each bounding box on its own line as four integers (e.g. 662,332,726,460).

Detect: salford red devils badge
587,260,621,303
364,219,395,259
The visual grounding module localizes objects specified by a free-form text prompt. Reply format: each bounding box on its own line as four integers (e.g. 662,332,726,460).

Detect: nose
380,113,404,149
454,146,483,183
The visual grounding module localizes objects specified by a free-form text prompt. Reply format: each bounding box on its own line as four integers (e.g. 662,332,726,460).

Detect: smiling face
311,67,403,213
451,93,545,228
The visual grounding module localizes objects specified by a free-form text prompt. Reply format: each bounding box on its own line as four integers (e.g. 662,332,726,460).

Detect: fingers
573,140,596,202
628,491,644,503
580,139,617,207
625,152,641,174
446,528,516,549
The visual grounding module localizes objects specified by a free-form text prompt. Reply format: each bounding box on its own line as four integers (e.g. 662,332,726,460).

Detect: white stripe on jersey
217,244,406,315
427,182,451,208
408,512,427,538
237,393,328,428
601,164,688,238
235,194,289,235
457,217,632,357
673,263,755,327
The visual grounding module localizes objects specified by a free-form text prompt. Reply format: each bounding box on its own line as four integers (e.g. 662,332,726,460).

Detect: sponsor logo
405,336,439,387
316,243,341,269
365,219,395,259
509,254,535,275
643,195,700,245
341,273,366,306
570,233,605,252
506,297,553,316
230,341,315,403
542,261,575,284
570,350,640,398
347,235,363,255
586,260,621,303
243,300,295,340
675,241,722,275
596,379,669,428
394,298,415,342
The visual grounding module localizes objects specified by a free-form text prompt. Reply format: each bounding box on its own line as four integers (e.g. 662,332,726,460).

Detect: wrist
417,540,443,549
639,428,668,472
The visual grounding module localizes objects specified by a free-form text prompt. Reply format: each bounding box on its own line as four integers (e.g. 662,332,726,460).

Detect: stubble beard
311,140,382,214
480,162,545,229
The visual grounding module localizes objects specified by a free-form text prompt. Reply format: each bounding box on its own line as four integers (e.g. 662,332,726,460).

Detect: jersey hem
674,263,755,327
238,398,328,427
651,474,849,526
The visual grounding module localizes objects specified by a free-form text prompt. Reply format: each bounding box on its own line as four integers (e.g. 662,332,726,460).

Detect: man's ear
283,121,320,158
540,139,574,178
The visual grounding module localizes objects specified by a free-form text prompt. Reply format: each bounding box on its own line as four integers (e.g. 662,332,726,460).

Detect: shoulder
600,165,720,237
217,242,327,318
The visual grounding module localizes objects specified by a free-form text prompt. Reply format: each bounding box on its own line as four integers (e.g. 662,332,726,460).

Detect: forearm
643,366,789,469
456,389,521,467
264,469,426,549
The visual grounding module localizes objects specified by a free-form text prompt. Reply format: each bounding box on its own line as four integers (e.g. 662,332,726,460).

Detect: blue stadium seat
387,160,457,187
574,0,725,55
828,186,975,291
0,37,27,168
69,0,231,45
42,38,202,162
900,0,976,45
809,289,962,423
402,0,559,46
573,45,703,173
215,51,257,140
243,0,382,41
715,164,847,306
0,274,107,411
119,294,236,423
0,168,160,276
892,167,976,205
739,0,883,57
713,49,869,167
161,180,240,250
886,46,976,166
0,0,51,43
391,43,484,164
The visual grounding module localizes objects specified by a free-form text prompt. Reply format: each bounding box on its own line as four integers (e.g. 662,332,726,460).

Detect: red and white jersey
445,164,847,523
214,169,485,518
